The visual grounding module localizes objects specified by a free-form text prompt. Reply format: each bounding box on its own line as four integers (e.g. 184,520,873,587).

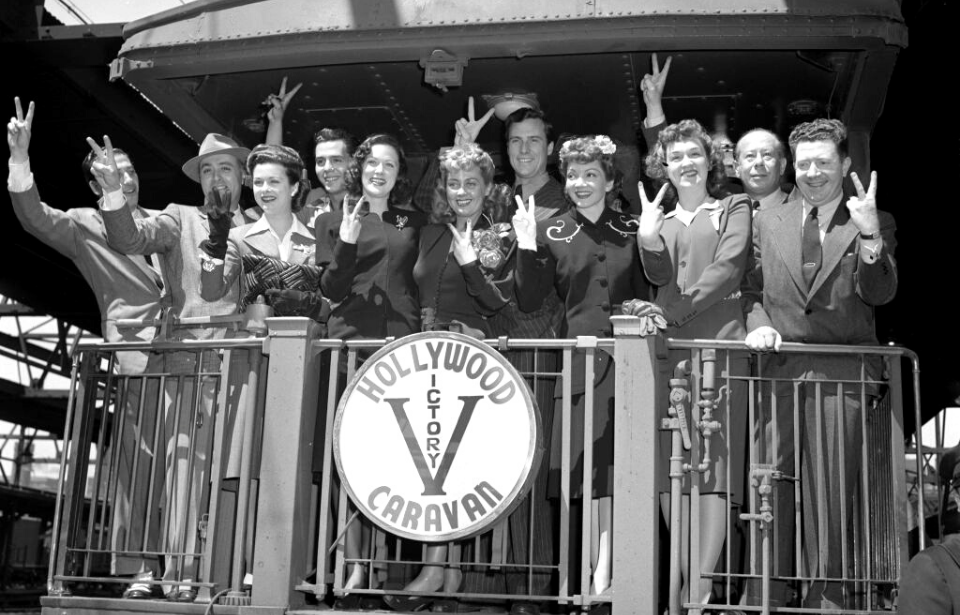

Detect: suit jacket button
804,308,812,315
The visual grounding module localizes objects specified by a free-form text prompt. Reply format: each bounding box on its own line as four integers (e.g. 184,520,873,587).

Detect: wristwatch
859,230,881,240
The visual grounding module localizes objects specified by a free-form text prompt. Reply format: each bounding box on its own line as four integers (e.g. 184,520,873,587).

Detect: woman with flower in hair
382,143,515,612
638,118,751,607
514,134,651,596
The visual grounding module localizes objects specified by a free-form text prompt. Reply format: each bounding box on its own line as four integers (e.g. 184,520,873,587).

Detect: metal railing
41,317,919,614
663,339,917,615
46,333,268,605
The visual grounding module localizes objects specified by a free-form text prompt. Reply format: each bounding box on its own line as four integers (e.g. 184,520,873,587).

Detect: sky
45,0,190,25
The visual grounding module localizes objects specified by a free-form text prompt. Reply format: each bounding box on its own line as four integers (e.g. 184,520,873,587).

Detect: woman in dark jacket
514,134,651,596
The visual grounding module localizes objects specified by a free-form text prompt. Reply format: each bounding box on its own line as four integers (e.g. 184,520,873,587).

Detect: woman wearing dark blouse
385,144,515,612
638,118,751,607
514,135,651,596
315,133,426,341
414,144,513,337
314,133,425,607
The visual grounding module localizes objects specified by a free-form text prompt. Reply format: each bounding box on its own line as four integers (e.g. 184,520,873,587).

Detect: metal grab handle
740,465,778,615
664,360,692,615
695,349,721,473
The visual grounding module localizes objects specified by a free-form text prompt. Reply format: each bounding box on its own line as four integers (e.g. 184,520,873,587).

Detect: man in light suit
741,118,897,609
6,97,166,597
99,132,261,602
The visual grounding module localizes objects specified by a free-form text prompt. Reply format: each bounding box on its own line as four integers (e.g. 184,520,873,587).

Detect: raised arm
7,97,85,259
317,203,362,302
512,195,555,313
636,181,671,285
847,171,897,306
640,53,671,153
199,226,242,302
264,76,303,146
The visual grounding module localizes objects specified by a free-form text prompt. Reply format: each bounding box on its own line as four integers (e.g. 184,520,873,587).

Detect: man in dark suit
7,97,167,598
741,118,897,609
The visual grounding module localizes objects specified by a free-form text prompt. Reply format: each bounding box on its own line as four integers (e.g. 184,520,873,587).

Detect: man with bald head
734,128,790,210
640,54,791,210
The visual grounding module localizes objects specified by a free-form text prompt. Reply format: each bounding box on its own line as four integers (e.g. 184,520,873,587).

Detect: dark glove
200,187,233,259
265,289,330,322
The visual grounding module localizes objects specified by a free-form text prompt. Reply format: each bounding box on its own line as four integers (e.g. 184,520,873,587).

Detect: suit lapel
771,202,807,294
235,206,262,225
808,201,858,299
243,229,281,259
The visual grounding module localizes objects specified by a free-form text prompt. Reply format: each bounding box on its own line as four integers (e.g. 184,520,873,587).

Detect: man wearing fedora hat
100,131,262,602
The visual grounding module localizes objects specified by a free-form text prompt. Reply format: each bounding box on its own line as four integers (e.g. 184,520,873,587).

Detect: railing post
251,317,321,610
611,315,660,615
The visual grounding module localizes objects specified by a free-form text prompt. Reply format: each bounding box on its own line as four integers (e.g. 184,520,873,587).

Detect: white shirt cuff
860,238,882,264
100,188,126,211
8,159,33,192
644,112,666,129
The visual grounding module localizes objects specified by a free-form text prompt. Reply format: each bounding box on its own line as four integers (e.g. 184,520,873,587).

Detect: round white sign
334,331,541,542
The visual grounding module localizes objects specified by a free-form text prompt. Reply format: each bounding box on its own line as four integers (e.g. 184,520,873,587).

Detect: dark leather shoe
122,586,152,600
432,598,459,612
510,603,540,615
166,588,197,602
383,594,434,612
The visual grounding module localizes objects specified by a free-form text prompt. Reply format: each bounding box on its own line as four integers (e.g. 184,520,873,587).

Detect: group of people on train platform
6,48,896,613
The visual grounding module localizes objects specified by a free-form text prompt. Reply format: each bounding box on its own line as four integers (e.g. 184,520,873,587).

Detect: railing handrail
72,338,266,353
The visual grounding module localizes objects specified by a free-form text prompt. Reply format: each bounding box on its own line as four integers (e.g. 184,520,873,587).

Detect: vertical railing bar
316,347,341,595
813,380,827,584
688,348,702,610
193,352,222,580
888,353,912,592
558,346,572,601
85,362,117,576
837,379,848,593
231,349,262,593
748,364,758,580
199,347,233,601
580,346,594,605
102,373,129,552
525,347,539,599
723,351,734,604
161,370,186,580
144,372,167,560
128,374,149,555
791,380,802,594
47,351,83,594
859,358,873,610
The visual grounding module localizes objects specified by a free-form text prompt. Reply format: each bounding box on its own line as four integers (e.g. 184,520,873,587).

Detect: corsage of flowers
560,134,617,157
471,221,512,270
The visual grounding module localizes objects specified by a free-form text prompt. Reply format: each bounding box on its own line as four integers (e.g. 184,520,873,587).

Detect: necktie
143,254,163,291
801,206,821,290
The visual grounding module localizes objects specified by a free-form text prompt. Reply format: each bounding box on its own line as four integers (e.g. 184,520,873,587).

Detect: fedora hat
182,133,251,183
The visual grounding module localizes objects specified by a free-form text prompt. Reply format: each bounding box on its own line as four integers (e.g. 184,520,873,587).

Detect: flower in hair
560,135,617,157
594,135,616,155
